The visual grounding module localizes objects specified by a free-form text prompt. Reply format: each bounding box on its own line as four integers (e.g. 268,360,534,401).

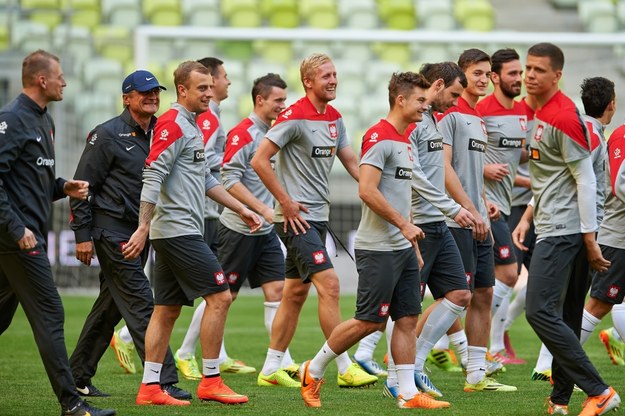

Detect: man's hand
239,207,262,233
453,207,476,228
470,209,488,242
17,228,37,251
281,198,310,235
122,226,149,260
487,200,500,221
586,241,611,272
512,219,530,251
401,222,425,247
64,180,89,200
415,243,424,270
260,206,275,225
483,163,510,182
75,241,95,266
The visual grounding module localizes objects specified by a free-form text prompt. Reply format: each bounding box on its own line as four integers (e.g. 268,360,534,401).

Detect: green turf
0,293,623,415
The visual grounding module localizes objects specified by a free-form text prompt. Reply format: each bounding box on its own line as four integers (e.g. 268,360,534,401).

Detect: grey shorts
354,247,421,323
417,221,469,299
151,235,228,306
590,245,625,305
274,221,333,283
216,225,285,292
491,215,517,265
449,227,496,290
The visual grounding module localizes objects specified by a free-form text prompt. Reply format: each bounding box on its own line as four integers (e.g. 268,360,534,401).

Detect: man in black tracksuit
0,50,115,416
68,70,190,401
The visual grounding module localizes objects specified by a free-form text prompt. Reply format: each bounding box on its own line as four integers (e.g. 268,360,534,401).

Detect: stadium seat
416,44,451,66
454,0,494,31
363,60,398,91
373,41,412,65
81,57,124,94
416,0,455,30
300,0,339,29
61,0,101,30
237,95,254,121
246,60,286,83
333,59,366,99
548,0,577,8
578,0,618,33
337,41,374,62
92,25,133,64
76,93,119,136
102,0,142,26
181,0,220,26
11,20,51,51
338,0,378,29
293,39,334,60
179,39,218,61
285,63,305,96
377,0,418,30
221,0,261,27
253,40,294,65
216,40,254,61
52,24,93,70
261,0,299,28
0,10,12,52
21,0,63,29
143,0,183,26
618,0,625,27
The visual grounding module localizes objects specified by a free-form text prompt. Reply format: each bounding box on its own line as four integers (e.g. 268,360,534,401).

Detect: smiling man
68,70,191,402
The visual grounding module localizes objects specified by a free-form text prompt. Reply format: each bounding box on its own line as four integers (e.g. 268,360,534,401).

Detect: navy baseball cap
122,70,166,93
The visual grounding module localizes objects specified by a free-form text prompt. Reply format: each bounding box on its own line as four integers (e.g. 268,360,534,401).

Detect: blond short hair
299,53,332,86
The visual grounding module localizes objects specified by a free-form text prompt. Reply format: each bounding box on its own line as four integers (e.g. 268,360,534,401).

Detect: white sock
219,339,228,362
415,298,464,371
504,284,527,330
611,304,625,342
490,282,514,353
178,301,205,358
335,352,352,375
202,358,220,377
309,342,337,379
535,343,553,372
354,330,383,362
261,348,284,376
433,333,450,350
142,361,162,384
491,279,513,317
386,319,398,387
119,325,132,343
580,309,601,345
448,330,469,366
465,346,487,385
262,301,294,367
397,364,418,399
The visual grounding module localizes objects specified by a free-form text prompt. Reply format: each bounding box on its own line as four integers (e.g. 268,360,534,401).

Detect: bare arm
123,201,155,260
251,138,309,234
228,182,274,224
206,184,262,233
337,145,359,182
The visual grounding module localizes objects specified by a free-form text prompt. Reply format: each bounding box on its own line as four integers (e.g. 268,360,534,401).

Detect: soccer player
123,61,260,406
512,43,619,415
299,71,449,409
215,73,299,387
476,48,528,364
439,48,516,392
251,53,376,389
384,61,475,399
67,70,190,401
0,50,115,416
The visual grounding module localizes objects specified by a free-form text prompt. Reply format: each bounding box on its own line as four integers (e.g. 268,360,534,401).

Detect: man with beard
476,49,529,364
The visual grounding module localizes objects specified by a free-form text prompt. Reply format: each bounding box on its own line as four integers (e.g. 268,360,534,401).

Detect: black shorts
274,221,333,283
416,221,469,299
449,227,495,290
204,218,219,254
354,247,421,323
216,225,285,292
590,245,625,305
491,215,517,265
151,235,228,306
507,205,535,273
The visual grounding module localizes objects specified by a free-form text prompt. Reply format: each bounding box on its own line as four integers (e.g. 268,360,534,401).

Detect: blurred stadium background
1,0,624,288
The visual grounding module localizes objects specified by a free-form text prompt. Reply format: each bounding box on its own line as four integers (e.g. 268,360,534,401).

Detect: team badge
202,119,211,130
215,271,226,285
231,135,240,146
615,148,621,159
328,123,338,140
607,285,621,299
499,246,510,259
520,117,527,131
159,129,169,140
0,121,7,134
379,303,390,317
369,132,378,143
227,272,239,284
312,250,326,265
465,272,472,286
282,109,292,119
534,124,544,142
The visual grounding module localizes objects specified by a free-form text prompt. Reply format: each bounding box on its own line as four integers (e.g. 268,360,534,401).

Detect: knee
446,290,471,308
471,287,493,309
283,284,309,306
314,273,340,302
263,282,284,302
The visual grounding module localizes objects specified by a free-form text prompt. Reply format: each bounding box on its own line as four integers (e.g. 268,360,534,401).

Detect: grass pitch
0,293,623,415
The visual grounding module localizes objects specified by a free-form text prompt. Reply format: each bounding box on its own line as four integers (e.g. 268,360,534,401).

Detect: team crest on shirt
282,109,292,119
519,117,527,131
607,285,621,299
407,144,414,162
534,124,544,142
312,250,326,265
615,148,621,159
88,133,98,145
499,246,511,259
215,271,226,285
231,135,240,146
465,272,472,286
378,303,390,317
369,132,378,143
480,120,487,136
227,272,239,284
201,120,211,130
0,121,7,134
159,129,169,140
328,123,338,140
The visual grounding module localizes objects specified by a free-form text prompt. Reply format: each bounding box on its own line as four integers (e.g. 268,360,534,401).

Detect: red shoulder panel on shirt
146,109,184,166
538,91,589,150
223,118,254,165
608,124,625,196
361,119,406,156
404,122,418,140
585,121,602,152
197,108,220,145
